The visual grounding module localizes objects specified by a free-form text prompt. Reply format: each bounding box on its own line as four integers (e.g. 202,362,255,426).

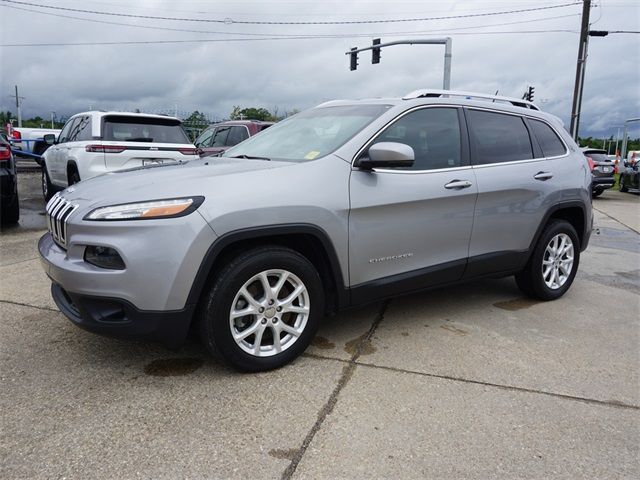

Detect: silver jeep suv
39,90,592,371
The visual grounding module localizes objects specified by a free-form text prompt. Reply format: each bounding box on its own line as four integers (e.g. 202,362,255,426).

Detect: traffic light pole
346,38,452,90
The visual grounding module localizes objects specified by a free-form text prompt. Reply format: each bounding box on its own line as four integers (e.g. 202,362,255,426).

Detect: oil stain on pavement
493,298,541,311
311,336,335,350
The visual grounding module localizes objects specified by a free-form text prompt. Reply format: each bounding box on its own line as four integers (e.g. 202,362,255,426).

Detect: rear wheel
619,175,628,192
592,189,602,198
197,246,324,372
68,168,80,185
515,220,580,300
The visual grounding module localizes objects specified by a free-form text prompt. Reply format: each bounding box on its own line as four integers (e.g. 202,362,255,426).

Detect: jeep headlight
84,197,204,221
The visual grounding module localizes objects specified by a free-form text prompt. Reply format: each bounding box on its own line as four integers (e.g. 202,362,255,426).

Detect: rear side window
529,119,567,158
226,126,249,146
467,110,533,164
68,116,92,142
102,116,190,144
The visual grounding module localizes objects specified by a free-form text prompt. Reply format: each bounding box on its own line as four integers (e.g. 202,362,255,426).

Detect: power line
0,3,581,39
1,30,580,48
0,0,583,25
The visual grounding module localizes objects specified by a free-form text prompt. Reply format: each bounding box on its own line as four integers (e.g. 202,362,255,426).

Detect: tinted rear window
103,116,190,143
467,110,533,164
529,119,567,158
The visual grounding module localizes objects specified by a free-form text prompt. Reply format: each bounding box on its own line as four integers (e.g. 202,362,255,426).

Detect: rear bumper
51,283,193,348
591,175,615,191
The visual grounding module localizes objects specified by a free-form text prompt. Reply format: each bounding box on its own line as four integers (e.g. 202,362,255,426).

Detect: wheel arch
186,224,348,316
529,202,588,254
66,160,79,179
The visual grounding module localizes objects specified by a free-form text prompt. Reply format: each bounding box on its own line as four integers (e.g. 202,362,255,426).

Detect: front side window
223,104,391,162
369,107,462,170
58,117,78,144
467,110,533,164
529,119,567,158
195,128,214,148
102,116,190,144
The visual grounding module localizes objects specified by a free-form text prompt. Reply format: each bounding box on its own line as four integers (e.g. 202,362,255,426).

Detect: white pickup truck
8,126,61,158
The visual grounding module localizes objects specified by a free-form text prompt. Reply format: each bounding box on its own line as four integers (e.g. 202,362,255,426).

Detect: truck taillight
11,130,21,140
0,145,11,161
85,145,126,153
178,148,198,155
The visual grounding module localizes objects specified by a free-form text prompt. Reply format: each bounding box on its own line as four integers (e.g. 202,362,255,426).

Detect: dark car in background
619,159,640,193
195,120,273,157
0,132,19,224
582,148,615,198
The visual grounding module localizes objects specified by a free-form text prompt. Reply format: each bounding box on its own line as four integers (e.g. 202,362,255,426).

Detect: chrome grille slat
45,193,78,249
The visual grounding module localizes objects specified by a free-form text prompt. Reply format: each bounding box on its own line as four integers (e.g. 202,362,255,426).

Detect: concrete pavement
1,174,638,479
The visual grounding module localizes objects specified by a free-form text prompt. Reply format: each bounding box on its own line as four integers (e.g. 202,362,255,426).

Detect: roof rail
403,89,540,111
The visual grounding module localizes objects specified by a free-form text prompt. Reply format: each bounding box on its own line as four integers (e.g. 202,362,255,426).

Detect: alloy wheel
229,269,310,357
542,233,574,290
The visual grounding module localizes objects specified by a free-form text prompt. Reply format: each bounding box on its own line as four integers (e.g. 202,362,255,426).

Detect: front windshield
223,104,391,161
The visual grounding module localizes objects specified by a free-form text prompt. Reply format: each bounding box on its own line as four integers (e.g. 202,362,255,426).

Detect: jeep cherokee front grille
46,193,78,248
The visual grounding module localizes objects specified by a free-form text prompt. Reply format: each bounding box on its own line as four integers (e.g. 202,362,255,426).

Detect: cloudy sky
1,0,638,137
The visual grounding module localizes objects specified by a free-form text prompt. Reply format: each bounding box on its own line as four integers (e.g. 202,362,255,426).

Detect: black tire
1,191,19,225
515,220,580,301
592,190,602,198
42,165,56,201
68,168,80,185
197,246,324,372
619,175,628,192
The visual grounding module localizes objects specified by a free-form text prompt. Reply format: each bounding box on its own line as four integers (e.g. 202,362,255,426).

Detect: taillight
0,145,11,162
85,145,126,154
178,148,198,155
586,156,595,171
12,130,21,140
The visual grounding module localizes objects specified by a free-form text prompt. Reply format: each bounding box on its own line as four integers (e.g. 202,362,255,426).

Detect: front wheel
197,246,324,372
515,220,580,301
42,166,56,201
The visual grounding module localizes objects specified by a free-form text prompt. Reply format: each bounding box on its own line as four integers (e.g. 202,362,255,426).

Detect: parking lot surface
1,172,639,479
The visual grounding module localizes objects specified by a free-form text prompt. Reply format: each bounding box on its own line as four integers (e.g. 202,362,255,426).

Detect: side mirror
355,142,415,170
43,134,56,145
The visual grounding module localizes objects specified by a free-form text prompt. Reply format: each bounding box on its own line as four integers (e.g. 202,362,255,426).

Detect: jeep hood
60,157,291,207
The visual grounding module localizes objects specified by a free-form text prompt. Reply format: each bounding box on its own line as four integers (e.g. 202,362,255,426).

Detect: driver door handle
534,171,554,181
444,179,473,190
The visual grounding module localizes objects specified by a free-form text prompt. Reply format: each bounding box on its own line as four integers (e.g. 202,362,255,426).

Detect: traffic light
372,38,381,64
350,47,358,71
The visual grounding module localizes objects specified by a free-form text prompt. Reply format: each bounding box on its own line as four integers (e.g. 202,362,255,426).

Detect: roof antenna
492,90,498,102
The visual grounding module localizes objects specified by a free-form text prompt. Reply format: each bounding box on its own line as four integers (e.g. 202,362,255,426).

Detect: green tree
229,107,274,121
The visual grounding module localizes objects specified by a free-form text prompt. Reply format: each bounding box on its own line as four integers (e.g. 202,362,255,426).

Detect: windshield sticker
304,151,320,160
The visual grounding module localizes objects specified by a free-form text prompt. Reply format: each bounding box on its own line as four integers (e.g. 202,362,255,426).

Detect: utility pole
11,85,25,127
51,111,56,129
569,0,591,141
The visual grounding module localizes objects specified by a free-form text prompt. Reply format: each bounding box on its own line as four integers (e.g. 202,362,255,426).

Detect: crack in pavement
303,353,639,411
0,299,58,312
0,256,39,267
281,301,389,480
593,205,640,235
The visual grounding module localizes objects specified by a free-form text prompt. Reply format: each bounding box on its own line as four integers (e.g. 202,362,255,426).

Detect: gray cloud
1,0,638,137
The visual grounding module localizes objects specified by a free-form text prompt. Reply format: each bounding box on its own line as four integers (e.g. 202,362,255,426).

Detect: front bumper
50,283,193,347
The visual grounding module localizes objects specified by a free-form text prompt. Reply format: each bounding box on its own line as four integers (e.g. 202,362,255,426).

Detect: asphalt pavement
1,173,638,479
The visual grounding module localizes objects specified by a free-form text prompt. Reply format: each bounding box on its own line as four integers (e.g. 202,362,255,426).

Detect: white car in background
41,111,198,200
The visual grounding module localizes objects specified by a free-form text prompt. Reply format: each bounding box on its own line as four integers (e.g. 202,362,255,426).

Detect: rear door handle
534,171,554,181
444,179,473,190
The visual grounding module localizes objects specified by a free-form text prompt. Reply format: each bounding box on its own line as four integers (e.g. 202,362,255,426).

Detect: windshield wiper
229,154,271,161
